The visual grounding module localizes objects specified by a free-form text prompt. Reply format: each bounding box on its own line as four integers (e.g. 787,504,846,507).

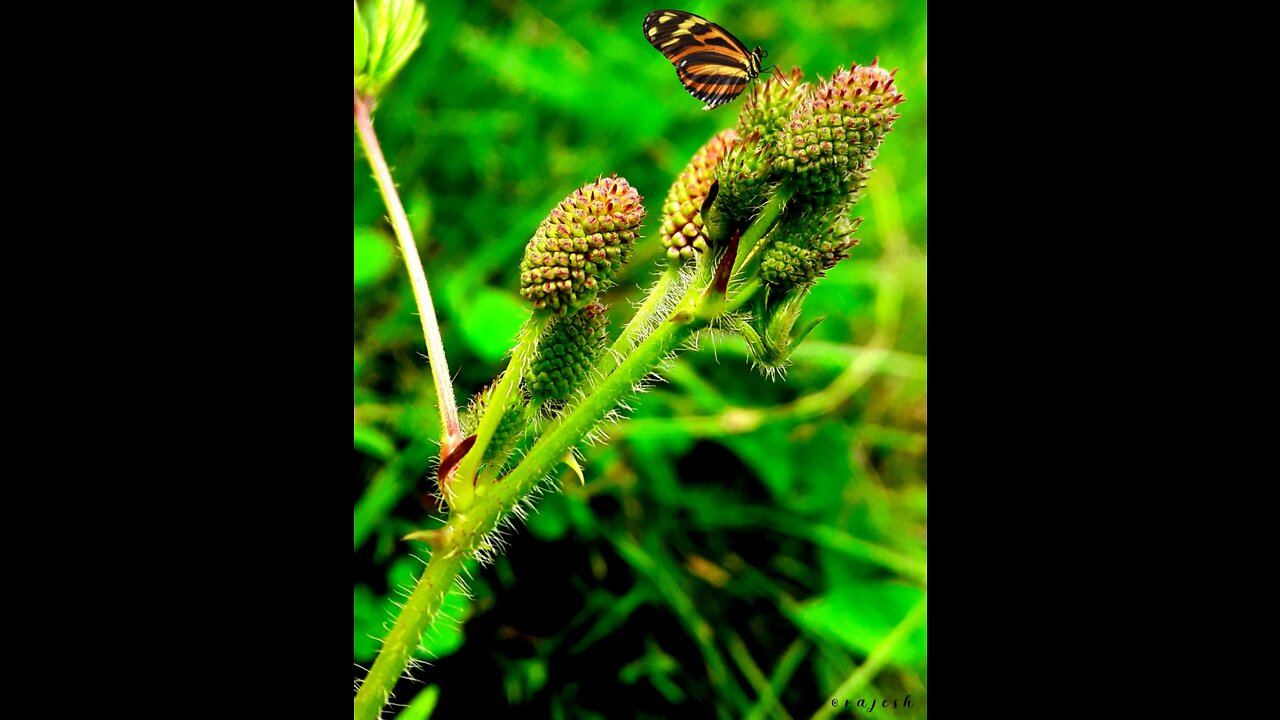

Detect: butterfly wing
676,60,753,110
643,9,761,110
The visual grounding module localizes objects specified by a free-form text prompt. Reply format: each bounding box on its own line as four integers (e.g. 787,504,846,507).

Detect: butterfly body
643,9,766,110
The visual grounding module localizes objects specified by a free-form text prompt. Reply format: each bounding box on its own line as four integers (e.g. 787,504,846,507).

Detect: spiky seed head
520,175,646,315
711,68,807,228
760,211,862,290
658,129,739,264
714,136,777,225
775,61,906,198
737,66,809,150
528,302,610,405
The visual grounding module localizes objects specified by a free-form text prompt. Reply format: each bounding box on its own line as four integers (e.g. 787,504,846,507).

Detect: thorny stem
355,89,462,453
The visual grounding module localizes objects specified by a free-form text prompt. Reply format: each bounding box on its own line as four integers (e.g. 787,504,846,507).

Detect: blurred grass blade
809,594,927,720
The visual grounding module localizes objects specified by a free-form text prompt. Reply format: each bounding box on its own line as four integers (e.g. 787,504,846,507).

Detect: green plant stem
353,546,466,720
355,284,711,719
731,187,792,280
600,265,683,376
453,314,550,505
486,293,702,500
710,337,928,379
756,513,925,585
355,89,461,451
726,631,792,720
746,638,810,720
809,594,927,720
725,277,762,314
357,192,781,716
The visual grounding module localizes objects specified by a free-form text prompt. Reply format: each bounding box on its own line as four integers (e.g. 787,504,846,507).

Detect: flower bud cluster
528,303,610,404
520,175,645,315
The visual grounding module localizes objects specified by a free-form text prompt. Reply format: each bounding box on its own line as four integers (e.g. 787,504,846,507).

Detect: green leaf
353,585,383,662
357,0,428,96
526,491,570,541
787,581,926,667
354,227,395,287
365,0,388,76
354,2,368,74
354,423,395,459
383,0,428,84
451,286,528,364
398,685,440,720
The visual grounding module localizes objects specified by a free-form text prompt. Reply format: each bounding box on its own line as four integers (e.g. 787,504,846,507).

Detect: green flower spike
737,66,809,150
528,302,610,405
462,381,528,465
714,137,775,228
658,129,739,264
776,60,906,198
520,175,646,315
711,68,807,230
761,211,862,291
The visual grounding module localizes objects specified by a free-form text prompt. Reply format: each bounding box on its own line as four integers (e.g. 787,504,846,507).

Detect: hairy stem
354,89,462,452
492,304,701,499
600,265,683,376
355,284,708,717
354,178,785,717
353,546,466,720
452,314,550,507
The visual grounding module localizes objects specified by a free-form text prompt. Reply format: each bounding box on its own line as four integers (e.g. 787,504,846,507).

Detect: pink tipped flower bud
520,175,646,315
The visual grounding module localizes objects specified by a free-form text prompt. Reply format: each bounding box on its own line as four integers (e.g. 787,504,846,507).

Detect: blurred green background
355,0,926,717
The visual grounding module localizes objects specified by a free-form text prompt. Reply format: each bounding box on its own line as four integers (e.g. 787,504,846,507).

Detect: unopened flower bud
463,382,528,464
760,211,862,290
528,302,610,405
737,67,808,150
520,175,646,315
776,61,906,197
658,129,739,264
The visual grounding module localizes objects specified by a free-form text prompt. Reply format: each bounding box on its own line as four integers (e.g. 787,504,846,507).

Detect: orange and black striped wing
675,61,752,110
642,9,761,110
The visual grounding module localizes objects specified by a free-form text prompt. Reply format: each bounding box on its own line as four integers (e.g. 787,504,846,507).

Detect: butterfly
642,9,773,110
